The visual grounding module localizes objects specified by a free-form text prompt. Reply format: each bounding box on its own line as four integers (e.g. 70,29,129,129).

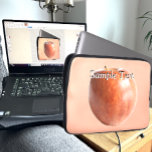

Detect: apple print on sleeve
89,67,137,126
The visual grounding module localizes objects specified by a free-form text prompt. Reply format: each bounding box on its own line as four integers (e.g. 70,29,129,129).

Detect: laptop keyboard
11,76,63,97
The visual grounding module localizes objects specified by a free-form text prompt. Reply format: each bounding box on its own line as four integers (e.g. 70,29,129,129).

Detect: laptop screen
3,20,86,74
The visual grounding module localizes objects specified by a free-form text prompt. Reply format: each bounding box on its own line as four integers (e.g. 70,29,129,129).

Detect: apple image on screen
89,67,137,126
44,41,55,58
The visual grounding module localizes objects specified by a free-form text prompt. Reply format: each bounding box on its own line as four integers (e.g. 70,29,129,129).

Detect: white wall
86,0,139,50
135,0,152,57
63,1,86,23
0,0,64,69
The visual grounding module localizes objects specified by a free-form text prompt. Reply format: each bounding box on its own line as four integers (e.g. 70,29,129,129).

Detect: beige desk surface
79,108,152,152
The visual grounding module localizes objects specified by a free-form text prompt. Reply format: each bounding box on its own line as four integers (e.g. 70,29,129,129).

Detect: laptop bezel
2,19,87,74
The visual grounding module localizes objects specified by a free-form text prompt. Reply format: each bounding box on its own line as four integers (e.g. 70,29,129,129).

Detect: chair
0,35,7,97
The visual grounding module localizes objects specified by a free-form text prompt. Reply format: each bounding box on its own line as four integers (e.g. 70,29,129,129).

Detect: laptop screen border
2,19,87,74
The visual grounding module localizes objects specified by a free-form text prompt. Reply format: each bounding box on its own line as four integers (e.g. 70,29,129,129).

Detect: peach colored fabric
66,57,151,134
38,38,60,60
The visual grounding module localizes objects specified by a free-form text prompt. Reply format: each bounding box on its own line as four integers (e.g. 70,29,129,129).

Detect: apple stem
104,66,108,71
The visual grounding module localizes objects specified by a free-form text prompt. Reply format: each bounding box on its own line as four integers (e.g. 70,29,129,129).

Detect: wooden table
79,109,152,152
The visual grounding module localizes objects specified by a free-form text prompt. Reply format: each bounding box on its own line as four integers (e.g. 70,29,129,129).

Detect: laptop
76,32,152,82
0,20,86,126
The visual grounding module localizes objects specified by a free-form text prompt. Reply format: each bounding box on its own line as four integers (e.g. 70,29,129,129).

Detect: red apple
89,67,137,126
44,41,55,58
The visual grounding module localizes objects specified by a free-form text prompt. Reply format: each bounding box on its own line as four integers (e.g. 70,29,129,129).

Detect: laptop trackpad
33,97,61,115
